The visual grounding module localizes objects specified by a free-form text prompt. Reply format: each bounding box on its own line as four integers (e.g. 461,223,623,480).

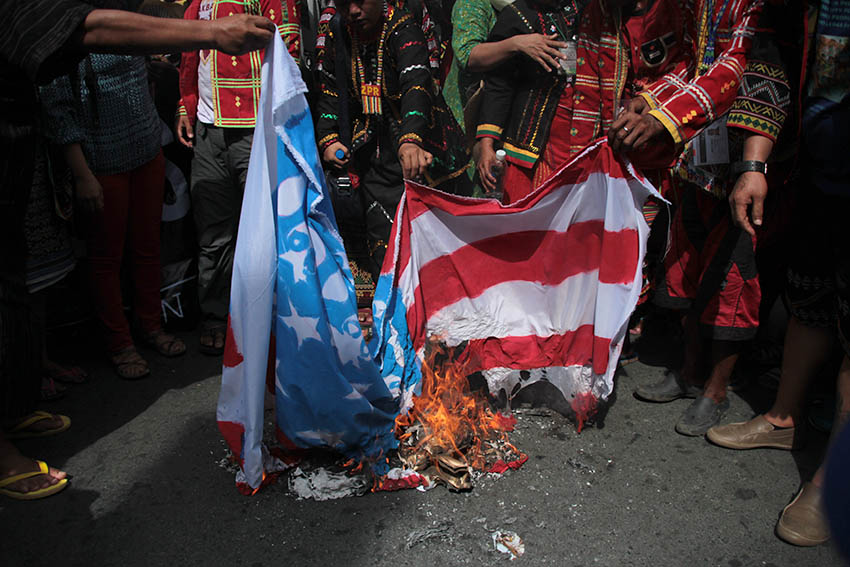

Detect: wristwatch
732,160,768,176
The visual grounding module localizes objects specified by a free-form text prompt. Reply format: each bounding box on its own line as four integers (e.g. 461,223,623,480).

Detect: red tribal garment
490,0,691,199
177,0,301,127
638,0,764,145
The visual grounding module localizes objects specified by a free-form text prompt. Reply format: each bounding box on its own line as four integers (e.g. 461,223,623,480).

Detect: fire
393,340,525,489
570,391,598,433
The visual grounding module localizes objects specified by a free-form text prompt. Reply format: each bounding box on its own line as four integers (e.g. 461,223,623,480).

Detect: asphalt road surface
3,328,844,567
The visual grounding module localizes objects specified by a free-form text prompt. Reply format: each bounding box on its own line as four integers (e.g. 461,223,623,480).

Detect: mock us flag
219,34,661,493
373,141,663,417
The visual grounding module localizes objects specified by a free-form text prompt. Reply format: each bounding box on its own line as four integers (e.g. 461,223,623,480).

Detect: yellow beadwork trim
648,108,682,145
503,142,539,159
639,91,658,110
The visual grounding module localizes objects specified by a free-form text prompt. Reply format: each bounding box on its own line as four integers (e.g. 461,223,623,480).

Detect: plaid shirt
178,0,301,127
639,0,763,145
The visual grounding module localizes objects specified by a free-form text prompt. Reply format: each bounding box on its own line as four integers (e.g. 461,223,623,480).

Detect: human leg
763,318,834,427
191,125,252,353
89,171,151,378
773,177,850,547
126,153,165,335
88,170,133,353
126,153,185,357
192,124,240,322
774,356,849,546
191,124,236,353
707,191,842,448
637,185,709,402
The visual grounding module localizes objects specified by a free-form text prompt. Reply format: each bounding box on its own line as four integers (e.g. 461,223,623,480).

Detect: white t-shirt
196,0,216,125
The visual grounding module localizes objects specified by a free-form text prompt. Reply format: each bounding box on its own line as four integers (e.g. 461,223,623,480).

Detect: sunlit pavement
2,328,843,566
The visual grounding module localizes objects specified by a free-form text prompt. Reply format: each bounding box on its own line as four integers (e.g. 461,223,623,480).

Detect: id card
693,120,730,166
558,41,577,77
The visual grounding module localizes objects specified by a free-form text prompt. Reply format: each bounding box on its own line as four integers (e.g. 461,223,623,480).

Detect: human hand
74,173,105,215
476,138,499,194
212,14,275,55
176,115,194,148
609,113,667,153
608,97,651,146
511,34,568,73
728,171,767,237
623,96,650,116
323,142,350,168
398,142,433,180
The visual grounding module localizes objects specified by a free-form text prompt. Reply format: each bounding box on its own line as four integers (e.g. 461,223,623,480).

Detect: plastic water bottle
490,149,507,200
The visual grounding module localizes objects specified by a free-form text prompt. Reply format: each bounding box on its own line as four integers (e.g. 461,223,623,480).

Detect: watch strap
732,160,767,176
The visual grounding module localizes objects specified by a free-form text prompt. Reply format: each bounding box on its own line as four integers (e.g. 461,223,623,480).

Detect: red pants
655,183,760,340
88,153,165,353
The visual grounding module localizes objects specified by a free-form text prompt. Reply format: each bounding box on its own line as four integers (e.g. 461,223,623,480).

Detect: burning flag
218,34,662,494
372,141,663,427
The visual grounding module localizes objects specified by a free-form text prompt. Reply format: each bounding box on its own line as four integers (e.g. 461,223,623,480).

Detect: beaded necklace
696,0,732,75
351,2,390,115
612,7,626,115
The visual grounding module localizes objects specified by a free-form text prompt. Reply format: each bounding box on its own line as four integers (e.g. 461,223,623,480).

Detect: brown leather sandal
110,347,150,380
143,330,187,357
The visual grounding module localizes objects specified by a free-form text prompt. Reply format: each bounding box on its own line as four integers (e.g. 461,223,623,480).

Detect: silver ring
622,125,630,133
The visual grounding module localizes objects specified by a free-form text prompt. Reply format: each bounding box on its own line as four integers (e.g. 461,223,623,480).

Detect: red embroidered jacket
639,0,763,144
178,0,301,127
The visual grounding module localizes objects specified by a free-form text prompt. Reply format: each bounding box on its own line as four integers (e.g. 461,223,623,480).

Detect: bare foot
0,441,67,496
200,323,226,354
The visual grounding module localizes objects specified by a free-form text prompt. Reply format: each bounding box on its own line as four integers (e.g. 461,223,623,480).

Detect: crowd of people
1,0,848,554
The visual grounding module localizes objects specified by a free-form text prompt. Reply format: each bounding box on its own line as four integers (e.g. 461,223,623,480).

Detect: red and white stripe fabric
382,140,662,404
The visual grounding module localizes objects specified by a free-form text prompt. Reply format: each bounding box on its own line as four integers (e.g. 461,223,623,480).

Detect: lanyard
701,0,732,71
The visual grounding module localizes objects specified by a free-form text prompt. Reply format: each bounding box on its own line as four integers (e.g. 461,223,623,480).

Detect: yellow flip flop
6,411,71,440
0,460,68,500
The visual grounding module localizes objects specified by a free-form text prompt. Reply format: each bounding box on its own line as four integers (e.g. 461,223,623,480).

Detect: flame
394,340,521,472
571,391,598,433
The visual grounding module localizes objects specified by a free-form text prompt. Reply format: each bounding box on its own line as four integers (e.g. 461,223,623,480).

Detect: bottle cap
335,149,345,160
495,149,507,160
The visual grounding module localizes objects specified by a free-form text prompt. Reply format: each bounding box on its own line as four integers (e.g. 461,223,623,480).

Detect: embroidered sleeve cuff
398,133,423,147
727,112,780,143
476,123,503,139
648,108,683,146
318,133,340,150
639,91,658,110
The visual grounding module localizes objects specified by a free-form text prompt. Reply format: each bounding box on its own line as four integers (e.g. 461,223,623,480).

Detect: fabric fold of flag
373,140,663,411
218,34,400,493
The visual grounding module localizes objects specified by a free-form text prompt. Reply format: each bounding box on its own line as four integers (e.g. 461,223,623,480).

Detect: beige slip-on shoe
776,482,831,546
706,414,803,450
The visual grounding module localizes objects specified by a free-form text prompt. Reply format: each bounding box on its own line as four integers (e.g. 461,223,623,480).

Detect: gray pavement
2,330,844,567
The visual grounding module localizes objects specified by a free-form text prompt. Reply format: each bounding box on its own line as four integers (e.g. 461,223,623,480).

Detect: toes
48,466,67,481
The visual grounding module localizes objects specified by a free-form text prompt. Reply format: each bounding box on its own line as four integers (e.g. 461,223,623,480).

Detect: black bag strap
330,13,352,148
688,222,742,320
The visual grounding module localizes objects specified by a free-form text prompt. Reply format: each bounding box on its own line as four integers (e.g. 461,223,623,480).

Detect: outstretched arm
78,9,275,55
